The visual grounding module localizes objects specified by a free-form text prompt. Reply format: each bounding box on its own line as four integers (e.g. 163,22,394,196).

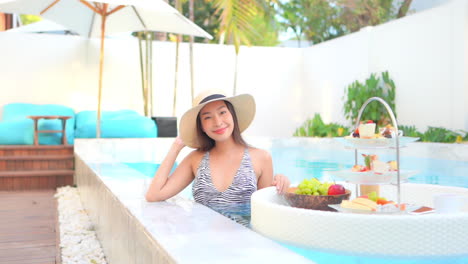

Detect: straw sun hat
179,90,256,148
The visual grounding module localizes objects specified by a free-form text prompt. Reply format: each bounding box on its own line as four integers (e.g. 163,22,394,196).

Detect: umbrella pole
97,9,107,138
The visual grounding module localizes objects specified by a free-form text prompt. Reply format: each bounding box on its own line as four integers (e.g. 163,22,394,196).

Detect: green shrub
343,71,396,126
421,127,464,143
398,125,468,143
294,113,349,138
294,117,467,144
399,125,423,139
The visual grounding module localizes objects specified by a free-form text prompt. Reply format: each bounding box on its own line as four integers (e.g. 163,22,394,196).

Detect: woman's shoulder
248,147,271,162
186,149,205,159
184,149,206,165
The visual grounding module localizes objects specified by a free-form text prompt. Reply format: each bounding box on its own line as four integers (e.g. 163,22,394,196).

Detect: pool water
123,144,468,264
270,146,468,188
279,243,468,264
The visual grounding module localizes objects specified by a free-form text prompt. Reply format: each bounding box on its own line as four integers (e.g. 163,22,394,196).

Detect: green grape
298,182,307,189
318,184,329,195
311,178,320,186
309,184,318,193
298,178,334,195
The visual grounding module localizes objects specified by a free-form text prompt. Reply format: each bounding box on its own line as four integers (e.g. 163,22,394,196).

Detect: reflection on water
210,203,252,227
271,147,468,188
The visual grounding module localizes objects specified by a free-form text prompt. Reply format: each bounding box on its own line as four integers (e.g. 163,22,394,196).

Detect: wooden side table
27,116,72,146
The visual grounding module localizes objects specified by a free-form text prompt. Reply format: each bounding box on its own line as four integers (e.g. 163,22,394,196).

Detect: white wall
0,0,466,137
302,0,468,132
0,32,304,137
370,0,467,131
301,30,371,127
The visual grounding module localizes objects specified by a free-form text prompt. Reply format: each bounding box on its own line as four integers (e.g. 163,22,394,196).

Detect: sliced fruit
341,198,377,211
352,197,378,211
341,200,373,211
376,198,388,205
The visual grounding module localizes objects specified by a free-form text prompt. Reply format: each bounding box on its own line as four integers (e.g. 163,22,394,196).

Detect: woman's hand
145,136,189,202
272,174,290,194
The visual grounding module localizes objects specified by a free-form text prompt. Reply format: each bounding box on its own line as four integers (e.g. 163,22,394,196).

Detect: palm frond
213,0,261,53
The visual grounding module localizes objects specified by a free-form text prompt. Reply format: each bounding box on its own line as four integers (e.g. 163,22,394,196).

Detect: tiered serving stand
251,97,468,256
332,97,418,210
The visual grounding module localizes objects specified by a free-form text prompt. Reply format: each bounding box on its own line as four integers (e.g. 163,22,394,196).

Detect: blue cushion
2,103,75,145
0,119,34,145
75,110,157,138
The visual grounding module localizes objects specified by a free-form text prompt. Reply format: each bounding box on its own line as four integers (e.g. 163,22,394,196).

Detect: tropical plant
175,0,220,43
174,0,276,94
213,0,259,94
399,125,422,139
276,0,413,45
343,71,396,126
421,127,464,143
293,113,349,138
392,125,468,143
335,0,414,33
249,5,280,46
276,0,307,47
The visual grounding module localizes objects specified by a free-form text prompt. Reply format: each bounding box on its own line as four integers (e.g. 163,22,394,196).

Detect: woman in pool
145,90,290,225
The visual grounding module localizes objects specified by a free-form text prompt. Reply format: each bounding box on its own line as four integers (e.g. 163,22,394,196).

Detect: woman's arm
256,149,274,190
255,149,290,194
145,138,196,202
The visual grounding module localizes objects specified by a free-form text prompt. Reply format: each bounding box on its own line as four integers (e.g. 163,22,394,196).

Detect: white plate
328,204,420,215
334,136,419,148
331,170,418,184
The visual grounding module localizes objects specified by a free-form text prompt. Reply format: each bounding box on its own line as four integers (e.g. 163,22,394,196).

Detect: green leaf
343,71,396,126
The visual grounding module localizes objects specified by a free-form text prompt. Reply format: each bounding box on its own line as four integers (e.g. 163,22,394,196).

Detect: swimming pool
75,138,468,264
124,139,468,193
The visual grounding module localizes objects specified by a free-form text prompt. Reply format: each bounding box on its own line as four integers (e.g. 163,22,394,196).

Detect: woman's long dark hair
196,100,248,152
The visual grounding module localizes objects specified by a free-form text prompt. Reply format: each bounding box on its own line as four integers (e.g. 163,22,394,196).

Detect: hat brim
180,94,256,148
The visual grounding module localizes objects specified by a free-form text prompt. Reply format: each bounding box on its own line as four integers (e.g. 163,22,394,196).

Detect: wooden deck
0,145,74,191
0,190,60,264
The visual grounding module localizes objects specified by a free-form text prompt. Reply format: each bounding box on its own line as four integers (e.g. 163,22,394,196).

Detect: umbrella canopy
0,0,212,137
6,18,77,34
0,0,212,38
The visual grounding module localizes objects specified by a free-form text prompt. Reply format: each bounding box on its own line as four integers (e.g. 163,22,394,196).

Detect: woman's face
199,100,234,143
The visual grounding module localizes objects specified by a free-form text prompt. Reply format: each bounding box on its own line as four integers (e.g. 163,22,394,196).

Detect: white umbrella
0,0,212,137
6,19,76,34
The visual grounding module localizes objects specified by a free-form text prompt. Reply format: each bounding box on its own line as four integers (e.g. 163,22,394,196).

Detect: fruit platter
328,191,418,214
332,154,418,184
335,121,419,148
283,178,350,211
251,98,468,256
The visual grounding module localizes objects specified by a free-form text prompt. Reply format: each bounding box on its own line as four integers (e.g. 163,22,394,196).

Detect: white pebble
56,186,108,264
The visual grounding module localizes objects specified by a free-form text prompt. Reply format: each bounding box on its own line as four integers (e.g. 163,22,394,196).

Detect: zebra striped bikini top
192,148,257,226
